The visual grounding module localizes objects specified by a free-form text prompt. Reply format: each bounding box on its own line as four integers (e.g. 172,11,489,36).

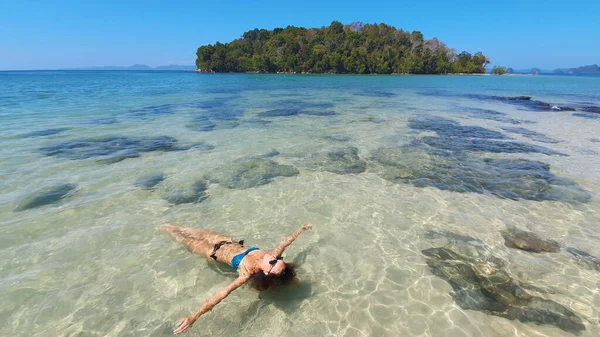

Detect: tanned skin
160,223,312,334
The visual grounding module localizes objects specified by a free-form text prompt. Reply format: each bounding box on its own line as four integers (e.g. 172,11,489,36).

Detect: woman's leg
161,224,233,257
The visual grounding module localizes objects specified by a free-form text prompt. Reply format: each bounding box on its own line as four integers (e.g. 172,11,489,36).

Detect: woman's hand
273,224,313,256
172,275,250,334
173,316,195,334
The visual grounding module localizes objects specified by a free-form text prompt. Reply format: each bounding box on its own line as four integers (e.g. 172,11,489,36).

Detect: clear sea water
1,71,599,337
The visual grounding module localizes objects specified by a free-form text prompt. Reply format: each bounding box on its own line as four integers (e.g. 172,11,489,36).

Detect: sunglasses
269,256,283,265
266,256,283,275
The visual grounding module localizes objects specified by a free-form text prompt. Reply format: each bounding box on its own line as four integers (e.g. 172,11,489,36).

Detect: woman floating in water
161,223,313,334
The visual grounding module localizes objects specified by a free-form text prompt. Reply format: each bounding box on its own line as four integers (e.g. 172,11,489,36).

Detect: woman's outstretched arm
173,274,251,334
272,224,312,257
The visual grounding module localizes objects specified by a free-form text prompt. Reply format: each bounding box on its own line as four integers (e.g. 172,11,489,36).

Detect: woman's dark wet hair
250,262,296,291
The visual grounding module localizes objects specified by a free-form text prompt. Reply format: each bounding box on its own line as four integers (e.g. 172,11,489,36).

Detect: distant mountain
64,64,195,71
508,68,582,75
128,64,153,70
507,68,549,74
555,64,600,74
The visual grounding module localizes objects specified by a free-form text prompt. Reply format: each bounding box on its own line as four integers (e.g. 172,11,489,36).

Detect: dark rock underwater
14,184,77,211
419,91,600,115
501,227,561,253
421,230,586,335
40,136,213,164
369,117,590,203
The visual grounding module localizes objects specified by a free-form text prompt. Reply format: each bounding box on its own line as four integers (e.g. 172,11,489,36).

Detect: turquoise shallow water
1,71,600,337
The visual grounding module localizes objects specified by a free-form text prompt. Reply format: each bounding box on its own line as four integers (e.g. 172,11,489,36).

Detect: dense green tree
195,21,490,74
492,66,507,75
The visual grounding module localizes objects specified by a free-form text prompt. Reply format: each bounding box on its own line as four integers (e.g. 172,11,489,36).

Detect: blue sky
0,0,598,70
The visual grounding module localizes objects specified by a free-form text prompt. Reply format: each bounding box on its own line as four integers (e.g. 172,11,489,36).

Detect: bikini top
231,247,260,271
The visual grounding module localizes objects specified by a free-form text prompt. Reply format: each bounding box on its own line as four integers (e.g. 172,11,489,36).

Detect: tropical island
195,21,490,74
